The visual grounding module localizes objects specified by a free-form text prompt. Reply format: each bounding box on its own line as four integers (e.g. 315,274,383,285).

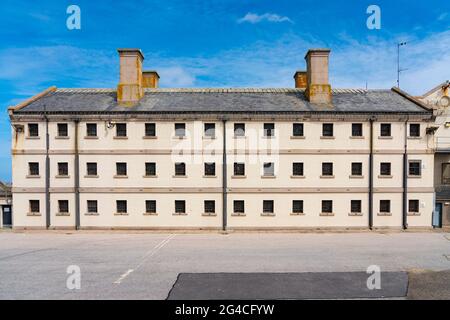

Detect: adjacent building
0,182,12,228
8,48,436,230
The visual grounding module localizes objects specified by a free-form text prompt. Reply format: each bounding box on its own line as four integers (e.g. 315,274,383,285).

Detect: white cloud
158,67,195,87
238,12,293,24
438,12,448,21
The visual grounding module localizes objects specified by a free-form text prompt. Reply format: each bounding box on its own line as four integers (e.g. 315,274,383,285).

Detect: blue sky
0,0,449,182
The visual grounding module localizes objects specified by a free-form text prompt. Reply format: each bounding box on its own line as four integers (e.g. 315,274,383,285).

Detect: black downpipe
222,119,227,232
402,120,408,230
45,113,50,229
369,119,374,230
74,120,80,230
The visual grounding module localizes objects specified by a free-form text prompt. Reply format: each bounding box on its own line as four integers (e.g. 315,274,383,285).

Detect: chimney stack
293,71,307,89
304,49,331,104
117,48,145,106
142,71,160,89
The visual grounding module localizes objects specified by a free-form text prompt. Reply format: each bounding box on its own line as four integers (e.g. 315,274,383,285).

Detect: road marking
113,234,176,284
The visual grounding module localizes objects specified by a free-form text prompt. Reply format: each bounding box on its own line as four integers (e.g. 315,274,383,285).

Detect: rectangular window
293,123,304,137
442,163,450,185
58,200,69,213
28,123,39,137
57,123,68,137
204,123,216,137
351,200,362,213
116,163,127,176
409,161,421,176
146,200,156,214
86,123,97,137
233,200,245,213
87,163,97,176
352,123,363,137
380,200,391,213
322,163,333,176
175,163,186,176
380,123,391,137
58,162,68,176
293,163,304,176
322,123,334,137
204,163,216,176
29,200,40,213
263,163,275,176
351,163,363,176
293,200,304,214
380,163,391,176
263,200,274,214
145,123,156,137
408,200,419,213
409,124,420,137
234,163,245,176
116,123,127,137
87,200,98,213
116,200,127,214
145,162,156,176
234,123,245,137
175,123,186,137
264,123,275,137
28,162,39,176
204,200,215,214
322,200,333,213
175,200,186,214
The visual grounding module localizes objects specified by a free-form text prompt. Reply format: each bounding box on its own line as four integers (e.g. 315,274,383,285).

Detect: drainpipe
369,119,374,230
74,119,80,230
222,119,227,232
44,110,50,229
402,119,409,230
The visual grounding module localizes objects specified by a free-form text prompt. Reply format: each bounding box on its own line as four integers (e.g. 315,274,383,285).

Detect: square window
234,163,245,176
380,123,391,137
409,124,420,137
293,200,304,214
58,200,69,213
29,200,40,213
233,200,245,213
263,163,275,176
322,200,333,213
204,200,215,213
116,163,127,176
175,123,186,137
146,200,156,214
87,163,97,176
442,163,450,185
409,161,421,176
408,200,419,213
264,123,275,137
58,162,68,176
57,123,68,137
293,123,304,137
87,200,98,213
145,123,156,137
352,123,363,137
234,123,245,137
116,123,127,137
116,200,127,213
352,163,363,176
293,163,304,176
28,162,39,176
175,163,186,176
28,123,39,137
204,163,216,176
351,200,362,213
380,163,391,176
263,200,274,214
380,200,390,213
175,200,186,214
204,123,215,137
86,123,97,137
322,123,334,137
145,162,156,176
322,163,333,176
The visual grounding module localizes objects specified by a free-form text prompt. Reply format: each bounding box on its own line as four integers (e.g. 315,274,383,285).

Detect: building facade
0,182,12,228
8,48,435,230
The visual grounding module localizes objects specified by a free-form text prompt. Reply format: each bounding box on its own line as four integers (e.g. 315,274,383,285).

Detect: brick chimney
293,71,307,89
142,71,160,89
304,49,332,104
117,49,145,106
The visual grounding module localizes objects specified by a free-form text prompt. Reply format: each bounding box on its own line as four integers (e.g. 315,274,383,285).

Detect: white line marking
113,234,176,284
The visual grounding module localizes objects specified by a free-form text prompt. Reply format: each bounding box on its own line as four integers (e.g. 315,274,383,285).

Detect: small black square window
380,163,391,176
351,200,362,213
234,123,245,137
28,123,39,137
29,162,39,176
263,200,274,214
264,123,275,137
380,200,390,213
146,200,156,214
409,161,421,176
57,123,68,137
234,163,245,176
58,200,69,213
30,200,40,213
58,162,68,176
145,162,156,176
352,163,363,176
409,124,420,137
322,200,333,213
86,123,97,137
175,123,186,137
263,163,275,176
293,163,304,176
233,200,245,213
116,123,127,137
175,163,186,176
175,200,186,214
204,123,215,137
442,163,450,185
322,163,333,176
293,123,304,137
380,123,391,137
293,200,304,214
87,163,97,176
145,123,156,137
352,123,363,137
204,200,215,213
408,200,419,213
116,200,127,213
87,200,98,213
204,163,216,176
322,123,334,137
116,163,127,176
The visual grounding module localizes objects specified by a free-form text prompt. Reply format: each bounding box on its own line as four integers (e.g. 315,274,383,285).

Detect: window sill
349,175,364,179
262,136,276,139
261,175,276,179
231,213,246,217
290,213,305,216
203,175,217,178
408,175,422,179
85,213,99,216
26,175,41,179
172,136,187,140
233,136,246,139
143,212,158,216
143,175,158,178
26,136,40,140
378,136,393,140
113,136,128,140
407,136,421,140
55,175,70,179
407,212,421,216
291,175,305,179
27,212,41,216
350,136,365,139
202,136,216,140
231,175,246,179
348,212,363,216
320,136,335,140
114,175,128,179
261,213,275,217
378,175,393,179
290,136,305,139
320,212,335,216
202,213,217,217
173,213,187,216
84,175,99,178
56,212,70,216
84,136,99,139
142,136,157,139
173,175,188,178
320,175,335,179
377,212,392,216
114,213,129,216
55,136,69,140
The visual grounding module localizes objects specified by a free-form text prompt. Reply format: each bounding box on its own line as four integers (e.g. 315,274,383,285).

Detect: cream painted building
8,48,436,231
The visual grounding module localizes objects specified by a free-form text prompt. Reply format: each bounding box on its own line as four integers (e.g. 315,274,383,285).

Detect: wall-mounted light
106,121,116,129
13,124,24,133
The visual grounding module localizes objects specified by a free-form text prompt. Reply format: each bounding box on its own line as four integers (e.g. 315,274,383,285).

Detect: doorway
2,205,12,228
433,203,443,228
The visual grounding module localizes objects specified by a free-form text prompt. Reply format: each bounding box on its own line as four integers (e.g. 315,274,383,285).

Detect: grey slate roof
13,88,430,114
